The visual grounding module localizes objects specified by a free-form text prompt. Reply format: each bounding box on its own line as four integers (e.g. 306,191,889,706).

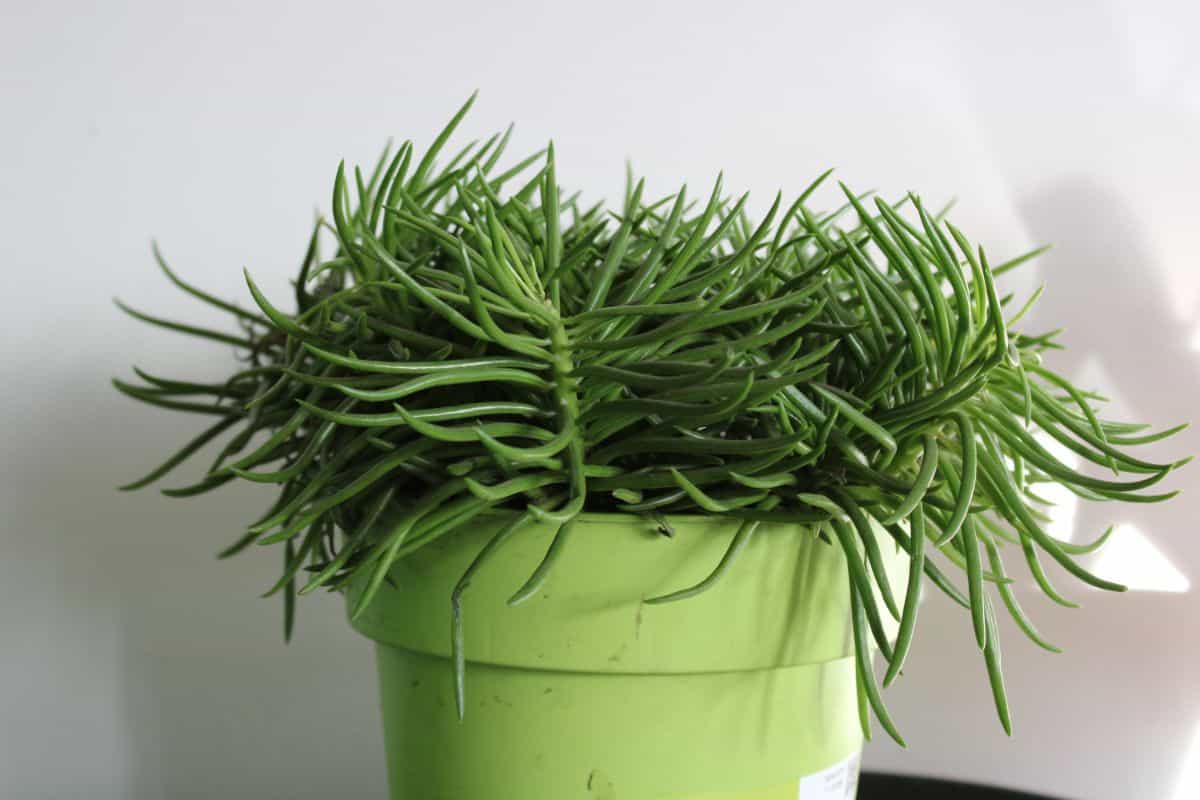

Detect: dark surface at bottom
859,773,1066,799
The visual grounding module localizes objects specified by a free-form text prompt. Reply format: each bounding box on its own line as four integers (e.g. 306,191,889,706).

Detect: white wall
2,1,1197,798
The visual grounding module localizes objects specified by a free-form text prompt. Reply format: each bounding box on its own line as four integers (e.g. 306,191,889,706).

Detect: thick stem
549,320,586,508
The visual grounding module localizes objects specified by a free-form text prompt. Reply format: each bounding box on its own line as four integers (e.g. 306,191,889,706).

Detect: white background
2,1,1198,798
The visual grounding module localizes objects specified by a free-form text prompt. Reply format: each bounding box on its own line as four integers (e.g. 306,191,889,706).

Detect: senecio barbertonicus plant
115,94,1187,743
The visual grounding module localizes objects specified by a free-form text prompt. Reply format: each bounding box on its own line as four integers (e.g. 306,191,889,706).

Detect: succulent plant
116,94,1187,739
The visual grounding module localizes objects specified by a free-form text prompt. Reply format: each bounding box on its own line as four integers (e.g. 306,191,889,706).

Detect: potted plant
116,94,1187,799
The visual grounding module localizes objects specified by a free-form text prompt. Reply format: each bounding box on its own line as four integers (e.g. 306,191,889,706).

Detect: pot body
348,512,905,800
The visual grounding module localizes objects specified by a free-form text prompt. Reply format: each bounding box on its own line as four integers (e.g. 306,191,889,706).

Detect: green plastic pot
348,512,907,799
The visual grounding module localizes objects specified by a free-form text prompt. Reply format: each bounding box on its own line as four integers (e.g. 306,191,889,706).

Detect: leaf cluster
115,94,1187,738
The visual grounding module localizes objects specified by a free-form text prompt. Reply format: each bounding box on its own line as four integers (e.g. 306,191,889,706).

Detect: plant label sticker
797,751,860,799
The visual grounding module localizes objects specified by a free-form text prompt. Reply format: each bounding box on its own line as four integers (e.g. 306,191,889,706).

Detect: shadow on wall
1,368,386,799
1017,177,1200,799
1016,175,1198,573
864,176,1200,800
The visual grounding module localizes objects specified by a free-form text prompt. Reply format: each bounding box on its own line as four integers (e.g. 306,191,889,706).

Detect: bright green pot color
348,512,906,800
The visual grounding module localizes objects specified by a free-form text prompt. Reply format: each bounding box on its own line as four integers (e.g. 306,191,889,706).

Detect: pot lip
350,508,889,674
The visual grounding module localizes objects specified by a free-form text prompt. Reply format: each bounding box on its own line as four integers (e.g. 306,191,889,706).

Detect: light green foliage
116,95,1187,738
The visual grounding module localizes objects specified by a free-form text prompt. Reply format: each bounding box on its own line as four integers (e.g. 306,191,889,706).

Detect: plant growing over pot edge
115,94,1187,773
